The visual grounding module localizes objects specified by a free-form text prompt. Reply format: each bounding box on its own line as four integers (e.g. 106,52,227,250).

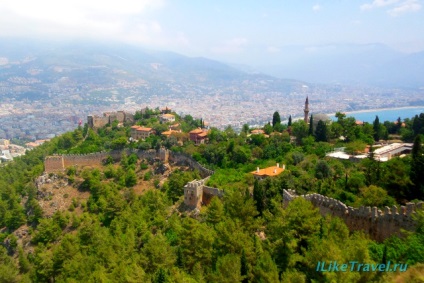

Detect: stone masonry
283,189,423,242
183,177,224,209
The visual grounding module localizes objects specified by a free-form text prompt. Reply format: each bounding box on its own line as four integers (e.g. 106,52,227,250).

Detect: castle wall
44,149,209,175
62,152,109,168
184,179,206,209
44,156,65,173
283,189,423,242
92,116,109,128
44,149,222,209
183,177,223,209
170,152,214,178
88,111,134,128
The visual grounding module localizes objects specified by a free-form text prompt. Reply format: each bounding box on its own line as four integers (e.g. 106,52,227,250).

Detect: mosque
303,96,331,129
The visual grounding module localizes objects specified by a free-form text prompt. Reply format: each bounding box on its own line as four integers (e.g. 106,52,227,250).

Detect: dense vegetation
1,109,424,282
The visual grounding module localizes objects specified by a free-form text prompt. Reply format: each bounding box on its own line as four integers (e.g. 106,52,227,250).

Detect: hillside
0,38,303,102
0,108,423,282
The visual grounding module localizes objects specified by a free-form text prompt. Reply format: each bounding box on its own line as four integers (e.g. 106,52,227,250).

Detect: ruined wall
283,189,423,242
62,152,109,168
202,186,225,206
44,156,65,173
44,149,206,174
170,152,214,178
88,115,109,128
183,177,223,209
88,111,134,128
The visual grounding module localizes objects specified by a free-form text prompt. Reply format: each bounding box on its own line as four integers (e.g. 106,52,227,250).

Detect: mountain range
0,38,423,105
0,38,304,102
254,43,424,88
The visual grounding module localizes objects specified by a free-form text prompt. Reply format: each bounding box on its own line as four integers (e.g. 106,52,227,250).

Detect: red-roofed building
189,128,208,145
251,163,285,180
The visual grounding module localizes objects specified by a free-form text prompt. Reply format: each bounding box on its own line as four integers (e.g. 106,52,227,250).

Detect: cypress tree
253,179,264,215
288,115,292,127
411,135,424,199
308,114,314,136
373,115,381,141
176,247,184,268
315,120,328,142
155,268,167,283
272,111,281,127
241,249,249,283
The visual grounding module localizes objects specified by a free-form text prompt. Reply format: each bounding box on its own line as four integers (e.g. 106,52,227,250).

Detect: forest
0,109,424,282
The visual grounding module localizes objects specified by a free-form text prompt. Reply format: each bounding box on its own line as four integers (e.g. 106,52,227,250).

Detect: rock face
283,189,423,242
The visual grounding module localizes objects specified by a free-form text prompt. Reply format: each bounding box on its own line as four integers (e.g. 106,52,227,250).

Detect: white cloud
388,0,421,16
312,4,321,12
360,0,421,16
0,0,166,45
360,0,399,10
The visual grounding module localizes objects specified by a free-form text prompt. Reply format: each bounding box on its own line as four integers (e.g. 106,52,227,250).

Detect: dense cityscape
1,79,423,141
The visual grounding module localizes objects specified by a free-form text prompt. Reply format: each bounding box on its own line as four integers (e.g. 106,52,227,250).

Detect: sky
0,0,423,65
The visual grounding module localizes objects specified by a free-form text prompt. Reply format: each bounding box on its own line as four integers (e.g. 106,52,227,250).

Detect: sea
329,107,424,123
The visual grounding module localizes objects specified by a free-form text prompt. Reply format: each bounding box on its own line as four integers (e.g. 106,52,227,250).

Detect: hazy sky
0,0,423,64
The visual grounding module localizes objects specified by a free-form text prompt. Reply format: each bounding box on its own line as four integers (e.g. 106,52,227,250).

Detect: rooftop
251,164,285,177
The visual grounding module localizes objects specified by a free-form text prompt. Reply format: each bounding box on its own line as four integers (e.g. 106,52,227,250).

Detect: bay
329,106,424,123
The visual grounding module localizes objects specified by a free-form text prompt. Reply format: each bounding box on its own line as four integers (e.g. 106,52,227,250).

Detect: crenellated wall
44,156,65,173
44,149,213,176
283,189,423,241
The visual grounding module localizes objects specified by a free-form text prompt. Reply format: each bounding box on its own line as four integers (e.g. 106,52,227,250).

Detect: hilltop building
160,113,176,123
189,128,208,145
87,111,134,128
326,143,413,162
0,139,10,147
251,163,285,180
130,126,154,140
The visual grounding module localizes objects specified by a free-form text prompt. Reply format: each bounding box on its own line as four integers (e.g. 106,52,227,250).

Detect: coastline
327,105,424,118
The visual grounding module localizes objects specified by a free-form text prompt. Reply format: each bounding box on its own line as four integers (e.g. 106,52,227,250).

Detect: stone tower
304,96,309,124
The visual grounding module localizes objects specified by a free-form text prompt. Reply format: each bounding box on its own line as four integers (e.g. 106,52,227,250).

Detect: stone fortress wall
170,152,214,178
87,111,134,128
283,189,423,241
44,149,423,241
183,177,224,209
44,148,222,209
44,149,210,175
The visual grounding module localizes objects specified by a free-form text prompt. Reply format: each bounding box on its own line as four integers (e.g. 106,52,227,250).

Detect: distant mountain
0,38,304,101
256,43,424,88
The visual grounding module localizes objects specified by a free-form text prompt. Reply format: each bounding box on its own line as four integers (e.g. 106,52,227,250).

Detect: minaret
304,96,309,124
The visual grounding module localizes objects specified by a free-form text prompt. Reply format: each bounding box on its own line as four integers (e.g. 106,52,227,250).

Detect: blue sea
329,107,424,123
